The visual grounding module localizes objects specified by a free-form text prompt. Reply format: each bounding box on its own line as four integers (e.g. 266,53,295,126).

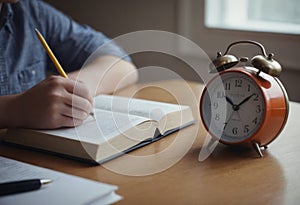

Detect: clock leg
252,141,263,157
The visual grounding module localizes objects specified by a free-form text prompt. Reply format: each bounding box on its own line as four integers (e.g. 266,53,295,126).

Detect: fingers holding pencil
14,75,93,128
32,28,95,127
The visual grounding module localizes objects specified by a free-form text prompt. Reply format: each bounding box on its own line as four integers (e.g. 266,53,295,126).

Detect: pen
0,179,52,196
34,28,95,119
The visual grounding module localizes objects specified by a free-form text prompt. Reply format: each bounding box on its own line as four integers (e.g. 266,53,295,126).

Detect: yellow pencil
34,28,95,119
34,28,68,78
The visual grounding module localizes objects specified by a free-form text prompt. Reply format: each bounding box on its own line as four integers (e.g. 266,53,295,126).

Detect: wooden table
1,80,300,205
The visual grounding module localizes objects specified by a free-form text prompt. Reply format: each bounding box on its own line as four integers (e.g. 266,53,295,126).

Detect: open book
4,95,195,164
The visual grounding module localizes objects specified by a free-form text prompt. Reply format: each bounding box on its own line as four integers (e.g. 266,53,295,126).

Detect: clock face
201,71,266,143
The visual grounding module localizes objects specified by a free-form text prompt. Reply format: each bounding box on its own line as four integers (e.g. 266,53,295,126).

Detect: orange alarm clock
200,40,289,157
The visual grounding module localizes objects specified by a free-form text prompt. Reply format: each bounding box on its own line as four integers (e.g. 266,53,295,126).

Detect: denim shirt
0,0,130,96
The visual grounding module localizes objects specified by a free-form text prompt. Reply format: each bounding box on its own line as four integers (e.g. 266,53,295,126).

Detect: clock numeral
252,117,258,124
256,105,261,113
232,127,238,135
213,102,218,109
247,84,251,92
235,79,242,87
215,113,220,121
253,93,259,101
244,125,250,133
217,91,225,99
225,82,231,90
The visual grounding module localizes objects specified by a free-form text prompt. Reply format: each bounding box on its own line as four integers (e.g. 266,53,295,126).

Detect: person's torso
0,3,47,95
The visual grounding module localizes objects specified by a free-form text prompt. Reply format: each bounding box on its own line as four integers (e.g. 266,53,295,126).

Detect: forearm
68,55,138,96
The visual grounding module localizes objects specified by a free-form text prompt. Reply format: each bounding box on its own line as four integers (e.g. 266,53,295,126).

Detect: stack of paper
0,157,121,205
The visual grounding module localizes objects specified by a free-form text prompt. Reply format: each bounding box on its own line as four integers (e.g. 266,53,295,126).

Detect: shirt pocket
18,60,46,91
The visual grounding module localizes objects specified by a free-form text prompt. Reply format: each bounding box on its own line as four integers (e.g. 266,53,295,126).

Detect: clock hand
237,93,255,107
225,96,234,106
223,116,232,131
223,109,235,131
226,96,240,111
235,110,243,122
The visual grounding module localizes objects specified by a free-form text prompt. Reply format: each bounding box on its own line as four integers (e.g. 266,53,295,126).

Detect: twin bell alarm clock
200,40,289,157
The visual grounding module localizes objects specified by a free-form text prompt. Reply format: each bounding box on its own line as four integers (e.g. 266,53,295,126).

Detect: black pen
0,179,52,196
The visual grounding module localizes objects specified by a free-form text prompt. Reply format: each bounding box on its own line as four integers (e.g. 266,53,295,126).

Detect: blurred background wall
44,0,300,102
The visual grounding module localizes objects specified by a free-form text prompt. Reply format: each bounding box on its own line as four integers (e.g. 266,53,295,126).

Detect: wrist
0,94,22,128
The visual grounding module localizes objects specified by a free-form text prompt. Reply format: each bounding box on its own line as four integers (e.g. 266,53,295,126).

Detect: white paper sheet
0,156,122,205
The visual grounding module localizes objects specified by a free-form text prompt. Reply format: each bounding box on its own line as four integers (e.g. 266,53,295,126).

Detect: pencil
34,28,68,78
34,28,95,119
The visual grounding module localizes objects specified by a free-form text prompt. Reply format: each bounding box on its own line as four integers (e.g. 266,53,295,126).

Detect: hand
225,96,235,106
9,75,93,129
226,93,255,111
237,93,255,107
226,96,239,111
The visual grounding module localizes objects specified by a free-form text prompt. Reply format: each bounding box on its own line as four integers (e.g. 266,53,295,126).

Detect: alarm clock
200,40,289,157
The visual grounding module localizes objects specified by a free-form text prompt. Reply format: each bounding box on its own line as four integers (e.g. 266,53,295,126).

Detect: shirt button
0,75,6,83
18,70,33,83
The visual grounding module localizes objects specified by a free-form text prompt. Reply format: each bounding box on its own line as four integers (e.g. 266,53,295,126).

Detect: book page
0,157,121,205
94,95,189,122
39,109,151,145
